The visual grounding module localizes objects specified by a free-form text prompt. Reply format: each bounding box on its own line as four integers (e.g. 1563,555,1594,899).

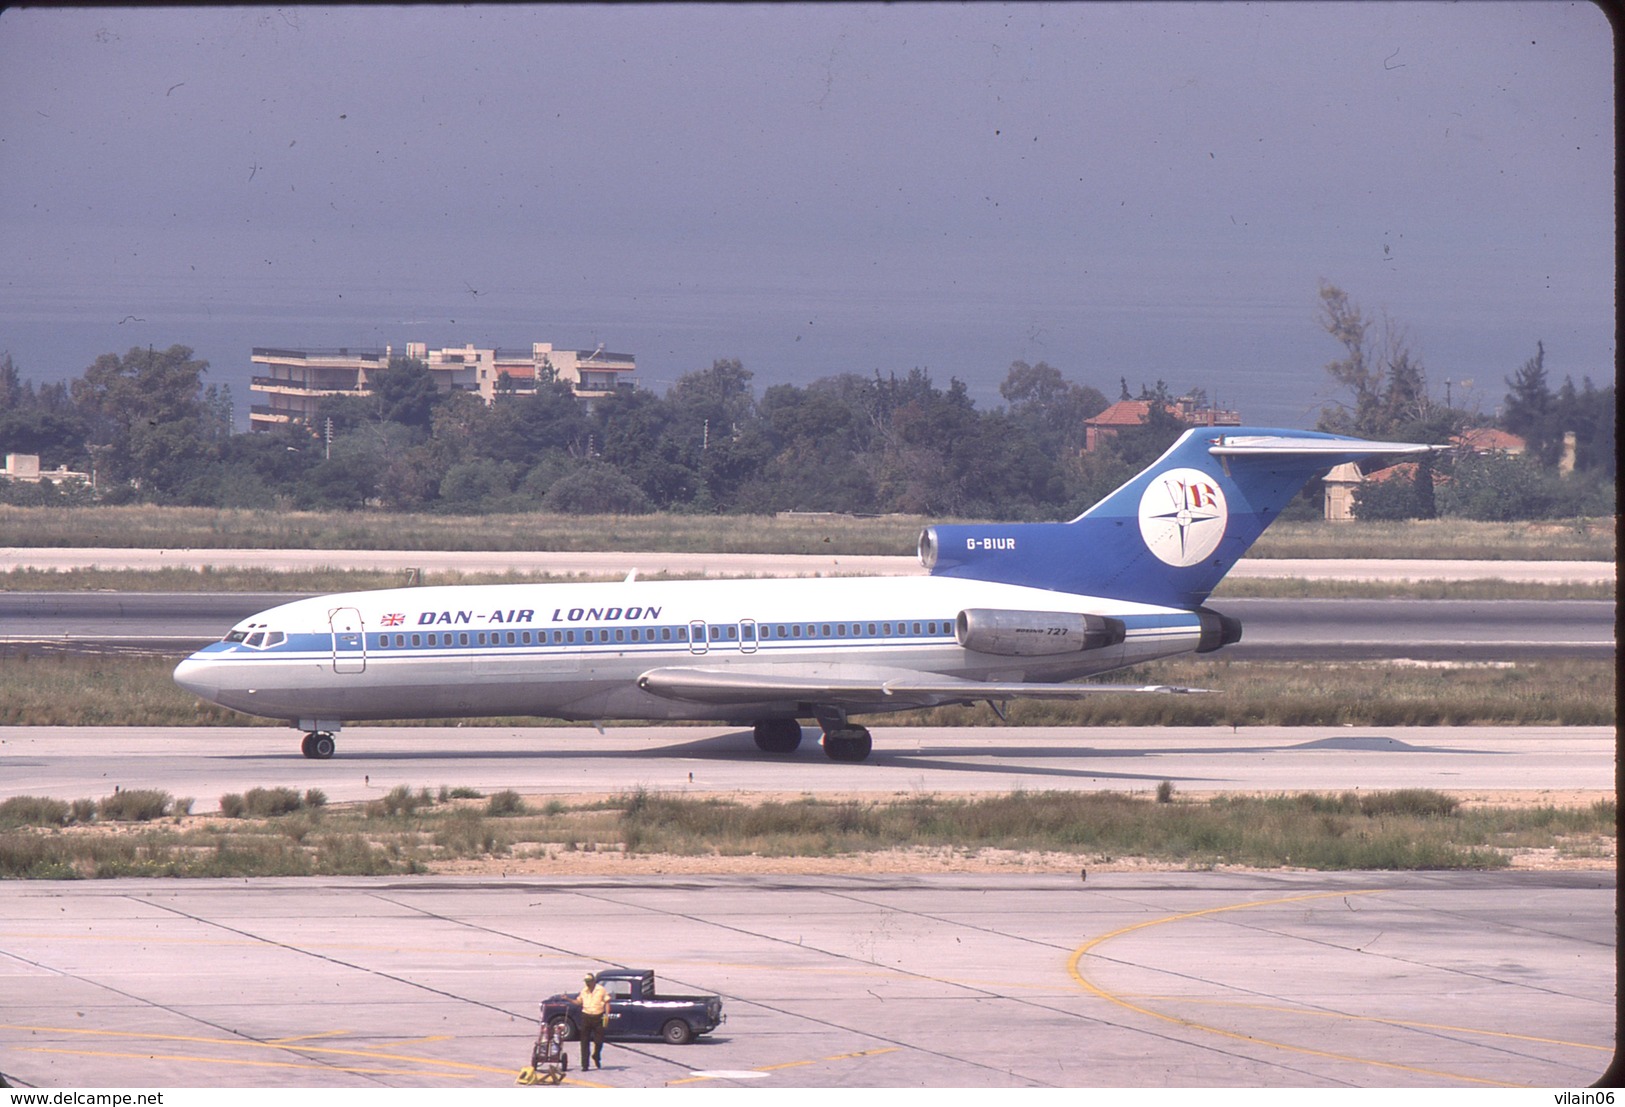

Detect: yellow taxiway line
1066,889,1533,1088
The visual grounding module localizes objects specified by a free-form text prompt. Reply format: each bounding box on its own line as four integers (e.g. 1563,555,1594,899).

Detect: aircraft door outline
740,619,758,654
688,619,708,655
330,607,367,673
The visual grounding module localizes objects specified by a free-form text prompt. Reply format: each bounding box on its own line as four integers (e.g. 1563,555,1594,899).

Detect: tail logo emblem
1138,468,1228,566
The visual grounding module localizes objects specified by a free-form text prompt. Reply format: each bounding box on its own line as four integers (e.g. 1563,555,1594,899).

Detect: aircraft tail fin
921,427,1438,606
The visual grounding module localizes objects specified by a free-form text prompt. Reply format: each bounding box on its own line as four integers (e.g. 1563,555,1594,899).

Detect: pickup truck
541,969,725,1045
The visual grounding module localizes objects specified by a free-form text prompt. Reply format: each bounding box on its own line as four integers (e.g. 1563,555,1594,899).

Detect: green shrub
487,790,528,816
541,463,654,515
1358,790,1459,819
434,809,506,855
98,790,171,822
314,833,404,875
304,788,328,809
379,784,429,817
242,787,304,817
279,813,318,843
0,796,72,828
219,793,246,818
202,836,312,878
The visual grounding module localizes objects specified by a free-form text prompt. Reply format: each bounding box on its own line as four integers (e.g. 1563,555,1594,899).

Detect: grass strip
0,565,1611,600
0,506,1613,560
0,787,1611,879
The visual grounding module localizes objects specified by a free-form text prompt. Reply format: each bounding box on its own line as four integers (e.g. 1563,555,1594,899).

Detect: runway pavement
0,724,1613,811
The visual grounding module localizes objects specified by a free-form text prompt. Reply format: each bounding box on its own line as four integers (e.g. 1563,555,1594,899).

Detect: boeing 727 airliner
174,427,1432,761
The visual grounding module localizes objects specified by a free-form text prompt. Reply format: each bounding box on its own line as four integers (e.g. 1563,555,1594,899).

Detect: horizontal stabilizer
1208,435,1443,457
638,665,1206,708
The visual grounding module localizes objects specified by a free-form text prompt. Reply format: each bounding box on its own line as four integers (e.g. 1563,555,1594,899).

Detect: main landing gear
821,726,872,762
813,709,872,763
752,714,873,761
300,731,336,759
752,719,803,754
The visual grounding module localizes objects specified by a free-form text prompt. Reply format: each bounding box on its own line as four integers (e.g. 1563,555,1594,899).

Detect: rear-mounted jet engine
956,608,1126,657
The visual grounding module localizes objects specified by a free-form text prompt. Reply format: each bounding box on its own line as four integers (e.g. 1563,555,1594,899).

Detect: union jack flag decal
381,613,406,627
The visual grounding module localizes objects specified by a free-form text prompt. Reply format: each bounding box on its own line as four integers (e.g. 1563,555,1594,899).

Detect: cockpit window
226,629,285,648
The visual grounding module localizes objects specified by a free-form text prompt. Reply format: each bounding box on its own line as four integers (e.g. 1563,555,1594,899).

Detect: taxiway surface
0,871,1612,1088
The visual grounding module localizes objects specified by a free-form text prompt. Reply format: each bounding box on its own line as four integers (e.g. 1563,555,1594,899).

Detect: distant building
1,453,90,486
1449,427,1526,456
1322,459,1446,522
1325,453,1462,521
1082,395,1241,452
250,341,636,432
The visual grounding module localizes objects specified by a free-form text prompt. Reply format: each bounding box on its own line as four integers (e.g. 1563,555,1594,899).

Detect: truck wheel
548,1016,576,1041
661,1019,694,1045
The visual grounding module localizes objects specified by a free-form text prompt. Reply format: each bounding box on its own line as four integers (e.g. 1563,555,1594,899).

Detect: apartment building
250,341,636,431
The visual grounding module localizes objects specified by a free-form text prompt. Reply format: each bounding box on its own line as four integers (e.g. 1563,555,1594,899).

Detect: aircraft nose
172,656,219,700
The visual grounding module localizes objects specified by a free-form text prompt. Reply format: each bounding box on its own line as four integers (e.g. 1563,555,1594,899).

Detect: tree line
1313,282,1614,522
0,348,1146,518
0,290,1613,521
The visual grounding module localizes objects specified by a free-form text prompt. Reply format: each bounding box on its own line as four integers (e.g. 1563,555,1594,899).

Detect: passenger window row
761,621,951,640
370,619,956,651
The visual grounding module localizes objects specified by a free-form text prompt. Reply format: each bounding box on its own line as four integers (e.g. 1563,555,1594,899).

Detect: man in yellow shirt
575,972,611,1070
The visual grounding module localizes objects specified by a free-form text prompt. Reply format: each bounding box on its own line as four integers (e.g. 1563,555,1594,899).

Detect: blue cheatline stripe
208,614,981,660
201,609,1200,668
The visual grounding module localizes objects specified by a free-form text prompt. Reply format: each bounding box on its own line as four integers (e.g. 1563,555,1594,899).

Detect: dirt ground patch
425,842,1615,878
22,788,1608,879
420,788,1615,878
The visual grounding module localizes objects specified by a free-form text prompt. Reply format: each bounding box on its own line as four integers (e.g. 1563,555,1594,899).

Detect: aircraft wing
636,665,1205,708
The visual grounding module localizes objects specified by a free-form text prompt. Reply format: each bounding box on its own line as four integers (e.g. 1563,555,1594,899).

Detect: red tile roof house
1322,459,1447,521
1081,398,1241,452
1450,427,1527,455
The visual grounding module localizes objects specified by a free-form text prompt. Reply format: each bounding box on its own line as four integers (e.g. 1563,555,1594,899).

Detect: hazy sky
0,3,1613,427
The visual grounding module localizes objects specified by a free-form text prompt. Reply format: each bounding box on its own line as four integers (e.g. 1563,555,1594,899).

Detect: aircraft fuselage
173,574,1203,729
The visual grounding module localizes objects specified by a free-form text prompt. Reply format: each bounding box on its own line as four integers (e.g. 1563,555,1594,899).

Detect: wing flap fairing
636,665,1205,707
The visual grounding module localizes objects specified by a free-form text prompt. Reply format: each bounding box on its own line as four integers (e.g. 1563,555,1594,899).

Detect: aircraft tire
821,727,872,762
752,719,803,753
302,732,336,760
